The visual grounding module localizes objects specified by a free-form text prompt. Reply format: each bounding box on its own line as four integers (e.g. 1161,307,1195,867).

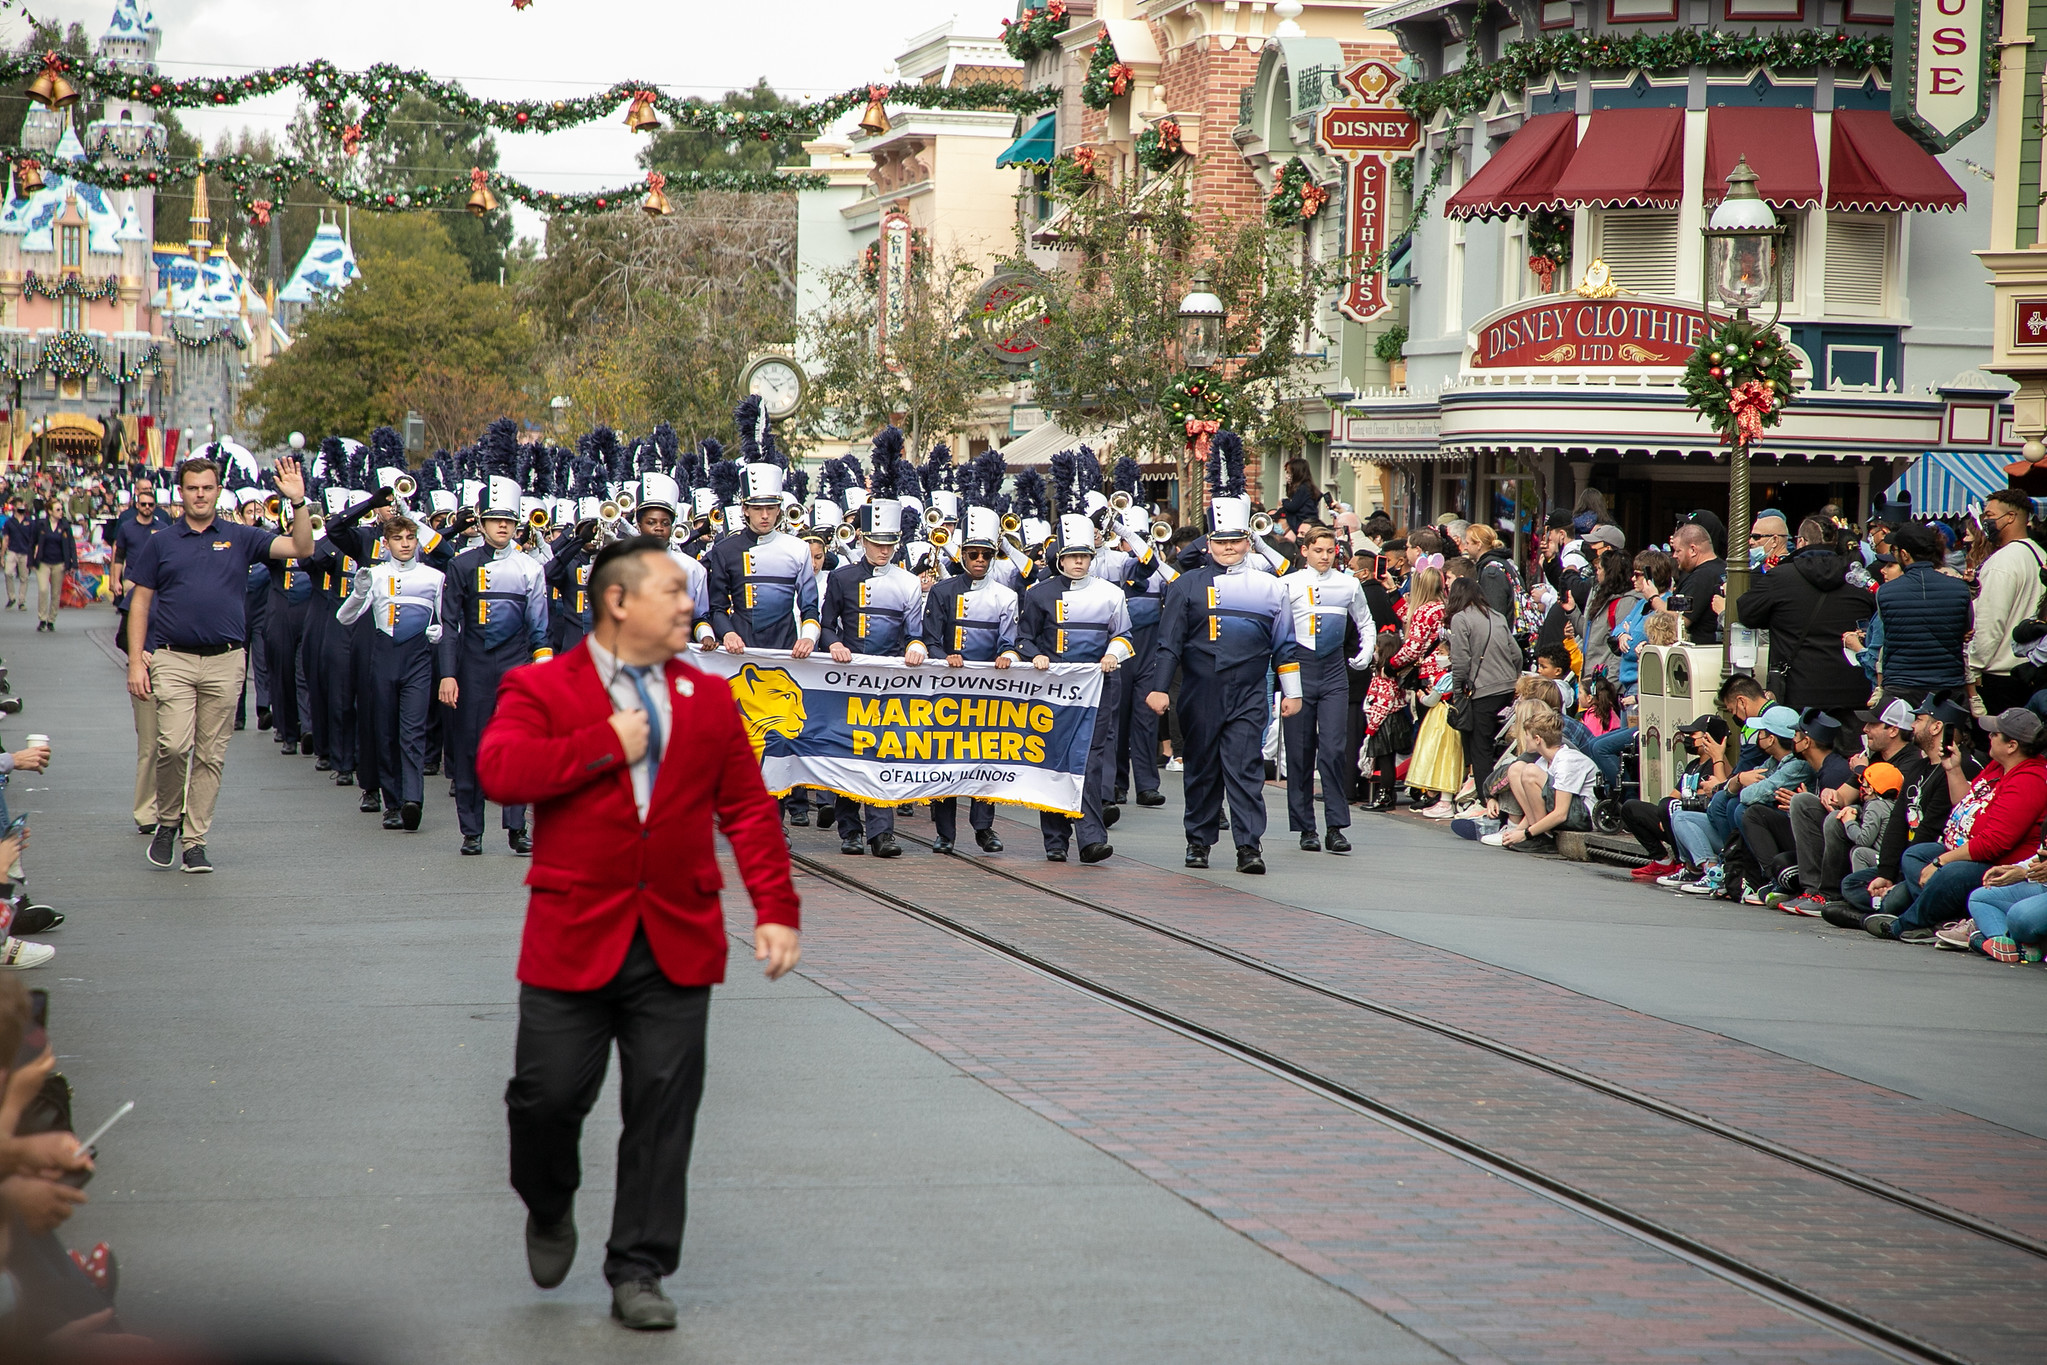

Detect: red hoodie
1963,756,2047,865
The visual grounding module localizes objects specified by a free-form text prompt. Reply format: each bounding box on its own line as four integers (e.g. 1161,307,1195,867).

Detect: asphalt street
25,603,1445,1365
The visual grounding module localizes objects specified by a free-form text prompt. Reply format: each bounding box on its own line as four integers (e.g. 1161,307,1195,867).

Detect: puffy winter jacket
1474,546,1517,620
1734,546,1873,710
1874,562,1972,690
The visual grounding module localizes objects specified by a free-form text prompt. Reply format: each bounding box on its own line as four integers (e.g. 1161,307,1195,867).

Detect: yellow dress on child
1407,695,1466,795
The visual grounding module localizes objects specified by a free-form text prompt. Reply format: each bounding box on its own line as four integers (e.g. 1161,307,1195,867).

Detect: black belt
163,641,241,657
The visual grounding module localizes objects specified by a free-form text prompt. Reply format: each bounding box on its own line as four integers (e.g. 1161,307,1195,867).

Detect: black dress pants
1180,659,1271,850
453,635,530,837
264,599,309,743
507,928,711,1286
373,631,433,809
1283,654,1351,833
351,616,383,799
1115,619,1159,799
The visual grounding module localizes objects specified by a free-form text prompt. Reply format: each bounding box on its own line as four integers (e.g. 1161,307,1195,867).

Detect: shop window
1725,0,1802,18
1593,211,1679,297
1844,0,1892,22
1823,214,1891,318
59,296,80,331
59,224,81,269
1501,220,1532,305
1826,345,1883,390
1608,0,1678,20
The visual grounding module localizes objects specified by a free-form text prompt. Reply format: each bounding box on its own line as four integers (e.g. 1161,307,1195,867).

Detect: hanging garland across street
1399,28,1891,127
1265,157,1328,226
167,321,248,351
20,271,121,301
1080,28,1136,110
1135,119,1183,174
10,329,163,383
1681,317,1798,446
1001,2,1071,61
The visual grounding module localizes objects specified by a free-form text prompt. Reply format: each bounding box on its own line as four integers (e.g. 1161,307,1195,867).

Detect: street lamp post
1699,155,1786,673
1176,268,1225,525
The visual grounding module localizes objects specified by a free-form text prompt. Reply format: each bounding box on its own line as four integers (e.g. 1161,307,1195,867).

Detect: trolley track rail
787,833,2047,1365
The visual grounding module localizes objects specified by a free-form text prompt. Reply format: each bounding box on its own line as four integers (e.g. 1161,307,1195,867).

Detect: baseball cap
1797,709,1843,741
1586,524,1626,550
1675,714,1731,744
1546,508,1574,531
1855,697,1916,730
1915,696,1974,728
1749,704,1801,740
1861,761,1904,796
1980,707,2045,745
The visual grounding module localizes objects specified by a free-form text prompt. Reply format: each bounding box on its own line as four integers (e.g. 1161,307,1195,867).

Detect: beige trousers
131,690,166,827
2,550,24,604
151,648,245,848
34,563,59,623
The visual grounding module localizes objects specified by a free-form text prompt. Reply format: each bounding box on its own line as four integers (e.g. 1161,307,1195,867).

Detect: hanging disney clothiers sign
1316,59,1418,325
1469,296,1711,369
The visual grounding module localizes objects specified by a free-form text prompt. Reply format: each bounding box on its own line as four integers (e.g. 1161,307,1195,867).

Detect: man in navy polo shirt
109,483,167,835
125,454,315,873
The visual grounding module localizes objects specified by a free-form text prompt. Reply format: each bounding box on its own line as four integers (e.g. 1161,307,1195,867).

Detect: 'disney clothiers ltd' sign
1468,296,1711,370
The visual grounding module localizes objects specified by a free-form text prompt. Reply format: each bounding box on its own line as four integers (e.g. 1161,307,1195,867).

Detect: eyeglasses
961,548,992,560
1749,531,1785,544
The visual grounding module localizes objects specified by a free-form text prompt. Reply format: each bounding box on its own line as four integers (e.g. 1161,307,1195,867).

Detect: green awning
996,113,1057,168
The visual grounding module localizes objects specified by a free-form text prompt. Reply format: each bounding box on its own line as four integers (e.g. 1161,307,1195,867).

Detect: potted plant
1374,324,1408,388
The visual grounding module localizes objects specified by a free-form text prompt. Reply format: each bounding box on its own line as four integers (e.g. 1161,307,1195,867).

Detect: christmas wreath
1265,158,1328,226
1135,119,1184,174
1080,28,1136,109
1050,147,1100,197
1001,1,1070,62
1681,318,1797,447
1524,207,1570,294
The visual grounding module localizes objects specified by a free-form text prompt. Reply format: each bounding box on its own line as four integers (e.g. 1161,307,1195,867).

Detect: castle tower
187,172,210,261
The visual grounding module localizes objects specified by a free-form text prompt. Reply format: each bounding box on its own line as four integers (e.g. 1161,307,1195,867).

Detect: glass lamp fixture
1177,268,1225,370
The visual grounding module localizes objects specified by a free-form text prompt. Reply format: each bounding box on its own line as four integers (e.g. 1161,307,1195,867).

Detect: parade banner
692,651,1105,815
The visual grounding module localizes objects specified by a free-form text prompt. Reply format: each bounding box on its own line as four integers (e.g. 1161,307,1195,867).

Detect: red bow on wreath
1108,62,1135,95
1528,254,1557,293
1185,417,1220,463
249,199,273,227
1729,380,1775,446
340,123,364,157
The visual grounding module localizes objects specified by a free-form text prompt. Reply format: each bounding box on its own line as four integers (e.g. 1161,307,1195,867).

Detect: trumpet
528,506,552,531
308,511,327,534
264,494,283,519
1001,512,1020,534
598,499,623,522
929,525,950,548
1109,490,1135,512
1251,511,1274,537
1150,519,1173,543
783,505,808,532
833,523,858,547
923,506,945,531
393,473,418,500
615,492,637,516
708,507,725,530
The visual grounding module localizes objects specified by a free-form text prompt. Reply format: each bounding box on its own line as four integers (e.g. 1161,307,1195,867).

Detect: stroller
1589,732,1638,836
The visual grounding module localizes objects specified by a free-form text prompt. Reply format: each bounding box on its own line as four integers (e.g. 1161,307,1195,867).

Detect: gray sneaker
524,1212,576,1289
1863,912,1900,938
610,1279,677,1330
146,823,179,869
181,845,212,874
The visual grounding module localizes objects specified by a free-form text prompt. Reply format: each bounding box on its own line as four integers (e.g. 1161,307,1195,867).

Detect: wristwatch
290,497,308,510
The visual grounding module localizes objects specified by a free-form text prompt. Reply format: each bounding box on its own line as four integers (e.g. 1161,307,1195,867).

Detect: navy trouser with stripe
1180,659,1271,850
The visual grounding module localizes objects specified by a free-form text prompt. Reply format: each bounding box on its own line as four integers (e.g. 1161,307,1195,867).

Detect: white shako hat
810,499,844,530
1055,513,1098,560
429,490,457,514
962,505,1000,550
741,463,784,505
856,498,902,542
460,478,484,512
485,476,522,520
932,488,961,521
578,496,604,522
1021,515,1053,549
636,471,680,516
323,487,354,516
517,496,546,527
691,487,718,519
1208,494,1253,539
375,465,406,493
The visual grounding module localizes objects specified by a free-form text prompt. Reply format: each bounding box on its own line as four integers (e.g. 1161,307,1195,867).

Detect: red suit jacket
477,639,800,992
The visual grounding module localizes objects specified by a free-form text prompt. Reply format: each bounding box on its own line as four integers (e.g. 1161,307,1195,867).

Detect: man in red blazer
479,535,801,1331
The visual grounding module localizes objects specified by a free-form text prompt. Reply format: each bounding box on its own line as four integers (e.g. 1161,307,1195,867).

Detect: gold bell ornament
14,159,44,196
25,53,77,111
466,167,498,216
640,171,672,218
858,84,891,137
624,90,661,134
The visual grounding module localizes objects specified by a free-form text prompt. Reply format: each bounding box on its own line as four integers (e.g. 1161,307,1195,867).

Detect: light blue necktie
624,664,663,796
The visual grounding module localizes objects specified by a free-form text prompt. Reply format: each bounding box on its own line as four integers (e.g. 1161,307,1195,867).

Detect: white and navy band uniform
1017,519,1135,857
816,509,926,846
1096,519,1177,801
338,553,446,816
1278,560,1375,839
704,527,821,650
439,537,552,841
919,551,1021,845
1152,503,1302,855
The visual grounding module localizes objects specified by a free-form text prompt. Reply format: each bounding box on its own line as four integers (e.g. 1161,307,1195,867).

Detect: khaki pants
33,562,59,623
151,648,245,848
131,690,167,827
2,550,23,604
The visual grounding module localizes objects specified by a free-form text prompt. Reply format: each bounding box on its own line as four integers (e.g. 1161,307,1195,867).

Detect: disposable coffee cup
25,734,48,764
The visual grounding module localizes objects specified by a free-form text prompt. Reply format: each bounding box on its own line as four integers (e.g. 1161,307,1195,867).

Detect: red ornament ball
516,111,528,124
149,84,161,96
1709,366,1723,377
596,198,606,207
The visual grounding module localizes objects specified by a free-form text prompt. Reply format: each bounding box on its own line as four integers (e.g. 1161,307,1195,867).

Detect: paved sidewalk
29,605,1440,1363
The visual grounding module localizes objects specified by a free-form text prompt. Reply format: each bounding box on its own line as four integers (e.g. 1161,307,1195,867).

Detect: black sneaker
360,791,382,814
382,809,404,830
1864,912,1900,938
314,757,333,772
460,835,483,856
181,845,212,874
840,834,865,855
135,821,155,836
788,808,811,827
871,833,901,858
1299,832,1321,852
146,823,179,869
1820,900,1866,930
930,837,955,854
334,770,355,785
1185,841,1209,868
1236,845,1266,875
1045,848,1068,862
256,707,273,731
509,828,532,856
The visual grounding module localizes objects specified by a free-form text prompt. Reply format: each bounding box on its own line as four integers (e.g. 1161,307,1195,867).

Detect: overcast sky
19,0,1010,241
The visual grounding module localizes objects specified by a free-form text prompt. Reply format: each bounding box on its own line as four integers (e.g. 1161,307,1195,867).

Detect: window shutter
1824,216,1889,317
1595,213,1678,296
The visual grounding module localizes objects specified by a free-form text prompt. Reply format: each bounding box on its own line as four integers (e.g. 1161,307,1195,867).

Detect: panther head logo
729,663,807,757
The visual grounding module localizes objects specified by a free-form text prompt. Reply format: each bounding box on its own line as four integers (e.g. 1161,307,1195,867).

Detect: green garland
1265,158,1328,226
1080,28,1135,110
1050,149,1099,197
859,227,927,287
1681,317,1797,446
1160,372,1239,427
21,271,120,301
13,329,163,383
1134,119,1183,174
1400,28,1891,127
1001,2,1070,61
168,321,247,352
0,51,1055,151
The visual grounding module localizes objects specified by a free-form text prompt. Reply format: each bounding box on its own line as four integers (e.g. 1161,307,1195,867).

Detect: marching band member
818,488,925,857
1278,524,1374,853
1017,513,1134,865
440,471,552,856
339,514,447,832
919,501,1021,855
631,470,716,650
1147,433,1302,875
263,483,318,757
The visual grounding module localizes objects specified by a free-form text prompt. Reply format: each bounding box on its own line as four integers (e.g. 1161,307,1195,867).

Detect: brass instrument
923,506,946,531
598,499,623,522
528,506,552,531
1250,511,1274,537
1150,519,1174,543
393,473,418,500
1000,512,1021,534
263,494,283,519
929,525,950,548
307,512,327,534
1109,490,1135,512
616,492,637,517
708,507,726,530
833,522,858,547
783,505,808,532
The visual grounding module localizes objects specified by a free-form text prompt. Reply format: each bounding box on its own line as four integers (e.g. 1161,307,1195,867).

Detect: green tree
796,245,1009,457
1005,171,1339,522
638,78,807,176
239,213,533,445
